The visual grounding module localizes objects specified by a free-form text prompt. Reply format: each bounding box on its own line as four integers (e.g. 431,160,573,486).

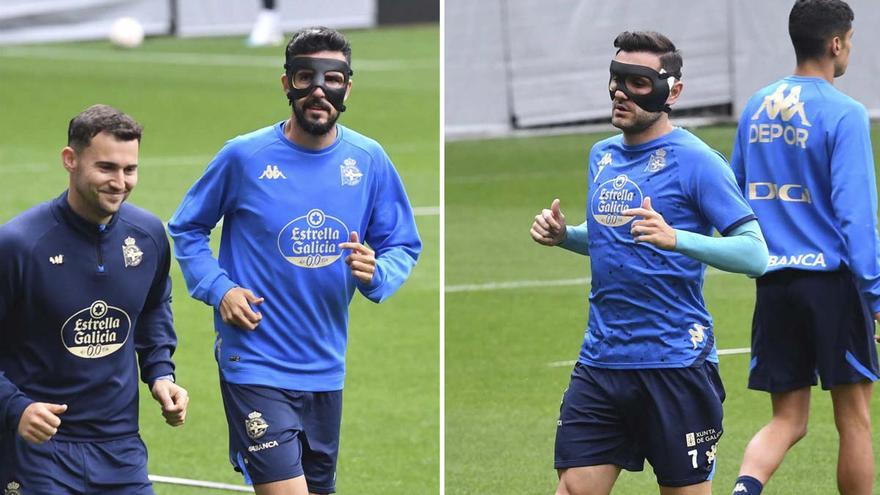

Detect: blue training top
169,122,421,392
0,193,176,441
731,75,880,313
580,128,756,369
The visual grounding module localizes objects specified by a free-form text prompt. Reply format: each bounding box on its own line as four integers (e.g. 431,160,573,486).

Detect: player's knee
834,410,872,436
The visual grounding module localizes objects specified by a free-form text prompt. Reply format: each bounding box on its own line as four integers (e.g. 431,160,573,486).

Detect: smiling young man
530,32,768,495
729,1,879,494
169,27,421,495
0,104,188,494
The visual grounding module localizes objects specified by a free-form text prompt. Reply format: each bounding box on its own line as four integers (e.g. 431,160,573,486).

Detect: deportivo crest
4,481,21,495
122,237,143,267
645,149,667,173
340,158,363,186
245,411,269,440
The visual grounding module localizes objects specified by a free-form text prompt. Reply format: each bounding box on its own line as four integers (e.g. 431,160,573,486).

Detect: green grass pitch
446,125,880,494
0,25,438,494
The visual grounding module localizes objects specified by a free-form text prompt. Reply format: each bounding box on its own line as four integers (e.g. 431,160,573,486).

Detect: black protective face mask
609,60,678,113
284,56,353,112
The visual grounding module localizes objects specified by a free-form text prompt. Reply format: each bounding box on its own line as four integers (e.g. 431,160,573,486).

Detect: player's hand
151,380,188,427
220,287,264,331
18,402,67,444
339,232,376,284
622,197,676,250
531,198,567,246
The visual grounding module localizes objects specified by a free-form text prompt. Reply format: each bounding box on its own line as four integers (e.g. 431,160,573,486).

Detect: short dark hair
67,104,142,152
789,0,854,63
285,26,352,66
613,31,683,78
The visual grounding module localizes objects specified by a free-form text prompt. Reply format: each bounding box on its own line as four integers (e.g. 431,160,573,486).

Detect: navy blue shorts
0,434,152,495
749,268,880,392
555,362,725,487
219,380,342,493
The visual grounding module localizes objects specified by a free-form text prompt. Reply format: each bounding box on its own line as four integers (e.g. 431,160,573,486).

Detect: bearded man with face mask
169,27,421,495
529,31,768,495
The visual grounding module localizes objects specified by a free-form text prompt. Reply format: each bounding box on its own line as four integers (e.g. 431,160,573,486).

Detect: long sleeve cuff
559,222,590,255
5,395,33,434
206,275,237,310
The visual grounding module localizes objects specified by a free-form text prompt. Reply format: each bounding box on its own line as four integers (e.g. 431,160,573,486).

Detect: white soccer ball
109,17,144,49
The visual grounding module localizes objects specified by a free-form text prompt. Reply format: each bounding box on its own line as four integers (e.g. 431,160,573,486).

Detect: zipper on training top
96,224,106,273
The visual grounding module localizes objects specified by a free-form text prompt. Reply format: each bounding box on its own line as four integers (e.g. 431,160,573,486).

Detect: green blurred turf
0,24,438,495
446,125,880,494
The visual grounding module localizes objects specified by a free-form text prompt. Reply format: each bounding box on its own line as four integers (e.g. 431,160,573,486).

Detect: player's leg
219,380,310,493
554,364,644,495
734,270,817,494
556,465,620,495
253,476,310,495
643,363,724,494
813,268,879,495
659,480,711,495
0,436,85,494
735,387,810,484
298,390,343,495
830,382,874,495
81,436,155,494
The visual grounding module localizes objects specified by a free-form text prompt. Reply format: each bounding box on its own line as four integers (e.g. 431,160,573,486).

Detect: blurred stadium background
446,0,880,493
0,1,438,494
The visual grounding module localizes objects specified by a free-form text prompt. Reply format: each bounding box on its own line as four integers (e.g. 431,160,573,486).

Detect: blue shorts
555,362,725,487
0,434,152,495
750,268,880,392
219,380,342,493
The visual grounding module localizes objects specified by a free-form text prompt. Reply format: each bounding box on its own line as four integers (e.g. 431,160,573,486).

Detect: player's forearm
0,370,33,432
167,226,236,308
134,298,177,383
674,220,768,277
559,222,589,255
839,223,880,314
358,246,419,303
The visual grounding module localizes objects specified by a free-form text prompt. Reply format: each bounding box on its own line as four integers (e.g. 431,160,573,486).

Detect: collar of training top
609,60,678,113
284,56,353,112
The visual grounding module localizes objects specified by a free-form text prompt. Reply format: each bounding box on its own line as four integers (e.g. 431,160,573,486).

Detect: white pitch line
446,277,592,293
0,46,434,71
413,206,440,216
149,475,253,493
548,347,751,368
446,268,734,293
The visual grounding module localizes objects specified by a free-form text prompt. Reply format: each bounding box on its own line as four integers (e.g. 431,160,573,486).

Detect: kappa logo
751,84,811,126
4,481,21,495
594,152,613,182
706,443,717,465
259,164,287,180
245,411,269,440
49,254,64,265
733,483,748,493
689,323,707,350
122,237,143,267
340,158,363,186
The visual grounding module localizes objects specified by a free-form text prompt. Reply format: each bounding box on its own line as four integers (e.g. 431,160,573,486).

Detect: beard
292,96,339,136
611,105,663,134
